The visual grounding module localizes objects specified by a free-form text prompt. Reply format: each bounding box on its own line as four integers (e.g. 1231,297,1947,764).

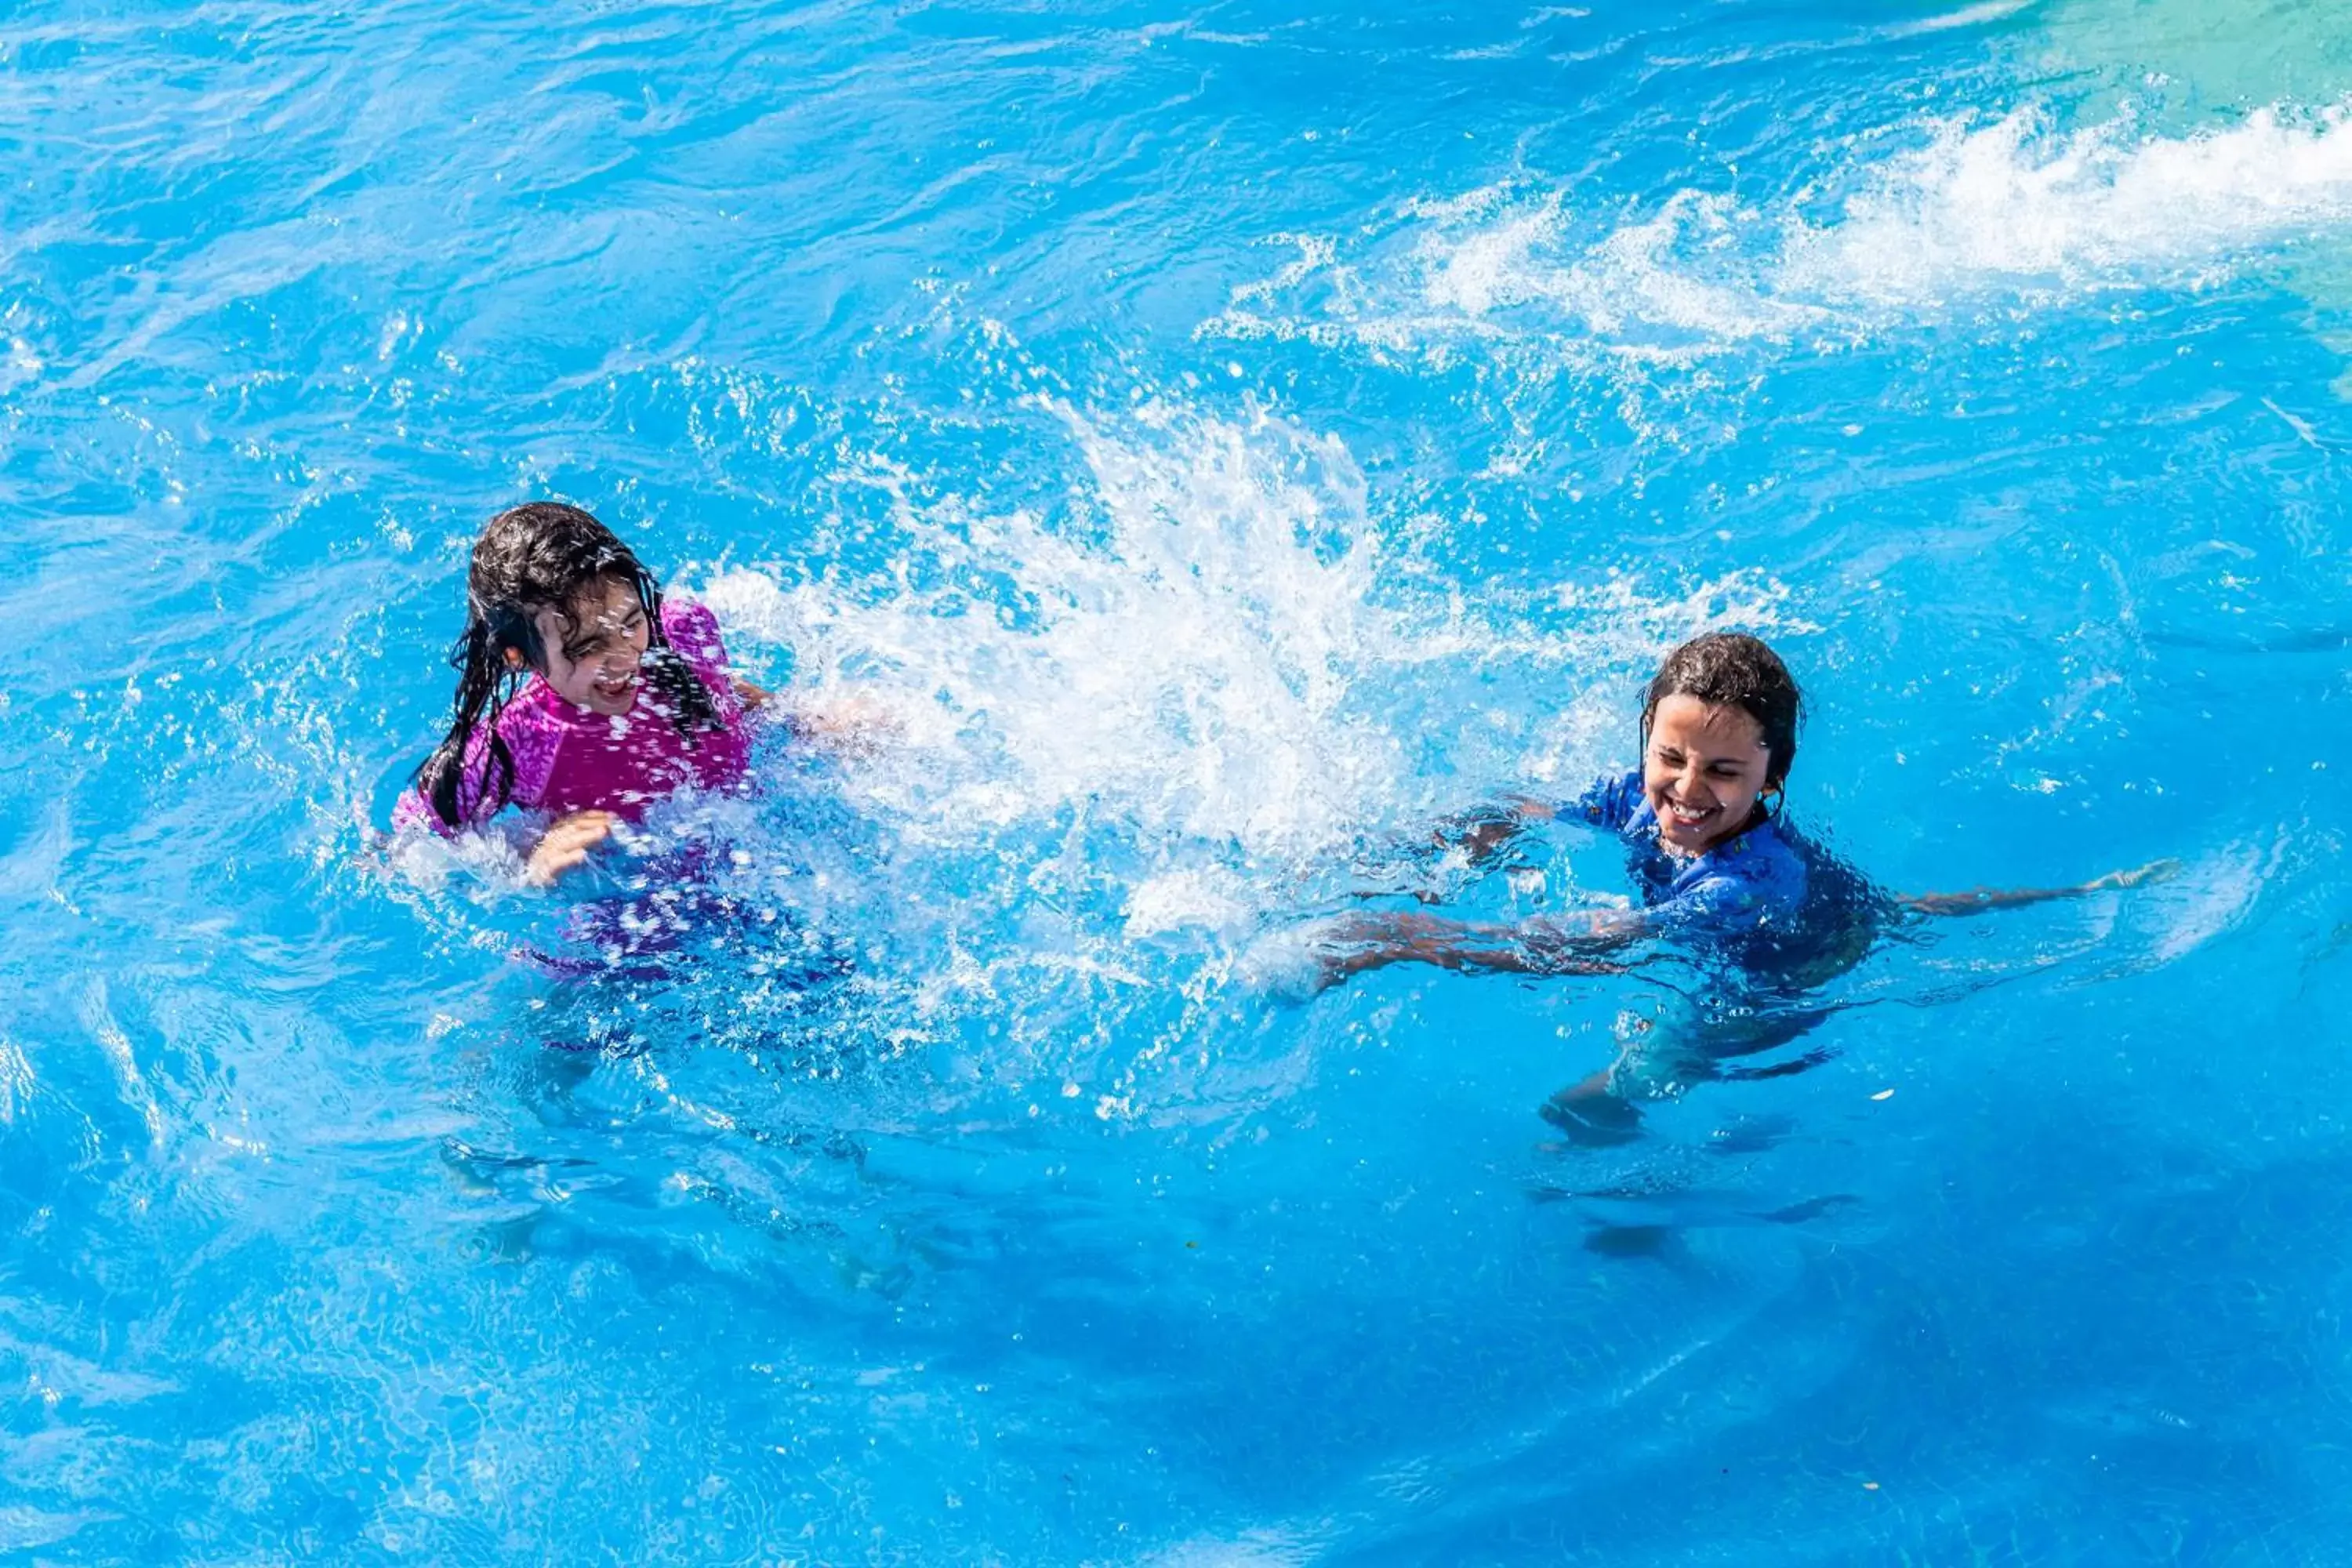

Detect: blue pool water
9,0,2352,1559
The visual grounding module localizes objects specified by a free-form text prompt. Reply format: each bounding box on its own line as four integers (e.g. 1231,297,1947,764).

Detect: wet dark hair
414,501,720,826
1639,631,1804,793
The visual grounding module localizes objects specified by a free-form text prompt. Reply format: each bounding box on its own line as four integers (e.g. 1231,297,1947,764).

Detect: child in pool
1308,632,2168,1133
397,500,848,886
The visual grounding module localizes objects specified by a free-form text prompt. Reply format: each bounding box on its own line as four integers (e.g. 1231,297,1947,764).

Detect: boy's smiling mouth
1660,795,1720,829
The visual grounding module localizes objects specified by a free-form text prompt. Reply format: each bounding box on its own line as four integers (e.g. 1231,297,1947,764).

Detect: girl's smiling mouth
577,662,643,713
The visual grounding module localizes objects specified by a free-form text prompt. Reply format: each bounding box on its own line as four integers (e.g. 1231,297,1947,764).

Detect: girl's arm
666,600,894,755
721,656,891,751
769,688,898,753
1901,858,2177,918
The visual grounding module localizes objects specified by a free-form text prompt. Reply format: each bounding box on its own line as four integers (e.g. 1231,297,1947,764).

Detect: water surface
7,0,2352,1559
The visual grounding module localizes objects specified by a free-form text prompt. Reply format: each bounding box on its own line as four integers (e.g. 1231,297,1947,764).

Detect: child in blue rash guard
1309,631,2169,1137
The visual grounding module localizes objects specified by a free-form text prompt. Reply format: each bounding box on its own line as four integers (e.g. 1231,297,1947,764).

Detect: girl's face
1643,693,1776,855
522,575,650,716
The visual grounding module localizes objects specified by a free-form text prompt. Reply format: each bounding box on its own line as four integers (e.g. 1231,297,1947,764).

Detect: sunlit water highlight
7,0,2352,1560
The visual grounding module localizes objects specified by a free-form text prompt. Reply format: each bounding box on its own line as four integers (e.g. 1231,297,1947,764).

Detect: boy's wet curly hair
1640,632,1804,792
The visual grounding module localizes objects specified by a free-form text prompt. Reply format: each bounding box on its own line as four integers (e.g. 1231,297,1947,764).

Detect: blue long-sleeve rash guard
1569,769,1808,937
1560,771,1886,980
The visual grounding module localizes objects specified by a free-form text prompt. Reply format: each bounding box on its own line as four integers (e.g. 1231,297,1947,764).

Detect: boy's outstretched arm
1309,908,1639,992
1901,858,2178,918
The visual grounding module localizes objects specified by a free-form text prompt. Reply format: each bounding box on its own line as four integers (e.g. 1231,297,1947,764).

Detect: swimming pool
7,0,2352,1559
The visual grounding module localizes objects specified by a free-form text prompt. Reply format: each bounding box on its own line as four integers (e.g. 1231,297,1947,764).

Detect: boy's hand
526,811,619,887
1434,793,1557,862
2085,857,2181,892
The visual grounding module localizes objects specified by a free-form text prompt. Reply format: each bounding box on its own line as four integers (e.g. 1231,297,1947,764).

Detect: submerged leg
1541,1064,1646,1145
1541,991,1839,1144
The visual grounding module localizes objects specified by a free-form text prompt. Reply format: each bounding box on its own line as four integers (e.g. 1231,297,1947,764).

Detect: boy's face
1642,694,1774,855
528,575,651,716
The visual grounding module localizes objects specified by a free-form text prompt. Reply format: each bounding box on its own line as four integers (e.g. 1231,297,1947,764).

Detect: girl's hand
785,690,900,756
526,810,619,887
731,676,772,709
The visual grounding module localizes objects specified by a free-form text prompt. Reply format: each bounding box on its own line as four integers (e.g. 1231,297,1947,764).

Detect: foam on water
1783,101,2352,303
1208,99,2352,368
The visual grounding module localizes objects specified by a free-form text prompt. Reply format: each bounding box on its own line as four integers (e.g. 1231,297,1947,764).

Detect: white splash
699,398,1802,901
1123,866,1257,939
709,397,1405,869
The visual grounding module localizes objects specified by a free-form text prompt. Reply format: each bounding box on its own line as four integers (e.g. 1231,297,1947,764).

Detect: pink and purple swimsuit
397,597,753,833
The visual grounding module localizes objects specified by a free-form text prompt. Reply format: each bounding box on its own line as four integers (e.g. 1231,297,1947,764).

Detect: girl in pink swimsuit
396,501,764,886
